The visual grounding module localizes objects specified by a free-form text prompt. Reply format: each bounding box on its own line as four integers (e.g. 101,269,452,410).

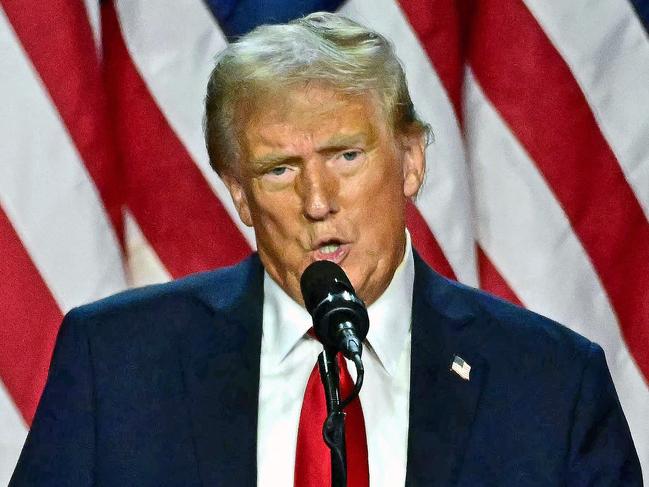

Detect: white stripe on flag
82,0,102,56
124,210,172,287
523,0,649,219
0,8,127,311
114,0,256,246
465,70,649,470
340,0,478,286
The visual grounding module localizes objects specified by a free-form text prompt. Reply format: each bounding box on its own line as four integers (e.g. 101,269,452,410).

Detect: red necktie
294,348,370,486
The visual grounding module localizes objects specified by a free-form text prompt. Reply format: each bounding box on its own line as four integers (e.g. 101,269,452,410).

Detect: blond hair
204,12,430,175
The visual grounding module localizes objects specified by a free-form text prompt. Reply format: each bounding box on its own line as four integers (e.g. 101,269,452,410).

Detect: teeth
320,243,340,254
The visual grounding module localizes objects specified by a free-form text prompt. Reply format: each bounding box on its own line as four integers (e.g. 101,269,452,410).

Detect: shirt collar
365,232,414,376
262,231,415,376
262,270,312,362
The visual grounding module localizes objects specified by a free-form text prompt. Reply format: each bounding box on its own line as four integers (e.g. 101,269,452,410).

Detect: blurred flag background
1,0,647,482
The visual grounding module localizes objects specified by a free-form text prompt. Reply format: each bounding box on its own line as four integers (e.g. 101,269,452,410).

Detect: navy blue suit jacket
11,253,642,486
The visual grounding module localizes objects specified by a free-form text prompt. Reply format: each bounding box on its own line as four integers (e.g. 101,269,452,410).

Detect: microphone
300,260,369,361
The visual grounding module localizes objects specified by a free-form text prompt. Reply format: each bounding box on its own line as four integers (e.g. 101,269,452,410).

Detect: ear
400,133,426,198
222,173,253,227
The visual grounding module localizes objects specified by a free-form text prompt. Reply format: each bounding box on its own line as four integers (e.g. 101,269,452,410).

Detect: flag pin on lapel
451,355,471,381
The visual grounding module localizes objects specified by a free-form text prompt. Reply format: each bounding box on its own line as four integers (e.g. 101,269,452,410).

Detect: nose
297,161,339,221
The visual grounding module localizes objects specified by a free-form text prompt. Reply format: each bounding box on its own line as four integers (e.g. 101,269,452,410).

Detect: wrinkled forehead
234,83,393,158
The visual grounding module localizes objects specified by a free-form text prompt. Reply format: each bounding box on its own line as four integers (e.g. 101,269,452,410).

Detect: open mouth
312,239,349,264
319,242,341,255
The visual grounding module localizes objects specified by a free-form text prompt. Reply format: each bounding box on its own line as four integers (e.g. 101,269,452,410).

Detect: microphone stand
318,346,347,487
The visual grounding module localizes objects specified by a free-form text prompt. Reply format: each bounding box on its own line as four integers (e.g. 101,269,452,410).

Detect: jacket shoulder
414,253,594,363
69,254,260,321
459,279,592,353
61,254,262,347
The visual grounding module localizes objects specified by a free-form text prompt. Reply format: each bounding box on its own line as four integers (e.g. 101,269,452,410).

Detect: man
11,12,641,486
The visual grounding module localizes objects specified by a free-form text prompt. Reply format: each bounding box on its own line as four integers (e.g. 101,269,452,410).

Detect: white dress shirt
257,235,415,486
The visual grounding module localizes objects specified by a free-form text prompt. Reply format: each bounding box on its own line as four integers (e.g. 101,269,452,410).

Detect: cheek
346,167,406,244
248,187,301,238
355,161,405,212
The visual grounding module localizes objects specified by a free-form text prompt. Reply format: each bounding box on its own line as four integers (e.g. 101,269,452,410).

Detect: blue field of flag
203,0,346,40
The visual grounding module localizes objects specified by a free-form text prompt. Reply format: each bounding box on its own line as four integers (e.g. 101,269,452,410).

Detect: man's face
223,84,425,306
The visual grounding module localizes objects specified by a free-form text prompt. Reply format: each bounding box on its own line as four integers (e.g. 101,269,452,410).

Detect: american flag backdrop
0,0,648,483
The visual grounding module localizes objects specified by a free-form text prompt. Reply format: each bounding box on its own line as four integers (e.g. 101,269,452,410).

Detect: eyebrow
316,133,369,152
250,154,302,172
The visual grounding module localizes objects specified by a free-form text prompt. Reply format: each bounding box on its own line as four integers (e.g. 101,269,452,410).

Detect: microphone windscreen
300,260,355,314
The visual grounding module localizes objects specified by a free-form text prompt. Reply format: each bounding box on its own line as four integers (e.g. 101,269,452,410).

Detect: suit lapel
178,255,264,487
174,252,486,485
406,253,488,486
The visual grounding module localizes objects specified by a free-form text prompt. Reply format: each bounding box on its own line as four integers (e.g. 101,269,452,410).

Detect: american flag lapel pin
451,355,471,381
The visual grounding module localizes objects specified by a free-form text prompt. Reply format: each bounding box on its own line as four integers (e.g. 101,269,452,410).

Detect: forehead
239,84,390,160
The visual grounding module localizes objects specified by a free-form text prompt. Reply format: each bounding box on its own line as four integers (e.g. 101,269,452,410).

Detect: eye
261,165,296,187
341,150,360,161
269,166,288,176
332,149,366,175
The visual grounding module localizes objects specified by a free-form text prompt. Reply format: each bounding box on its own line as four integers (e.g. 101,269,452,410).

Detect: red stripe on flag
395,0,461,281
397,0,464,120
0,208,62,424
1,0,124,243
399,0,522,303
101,2,251,277
477,247,522,306
406,203,456,280
469,0,649,380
